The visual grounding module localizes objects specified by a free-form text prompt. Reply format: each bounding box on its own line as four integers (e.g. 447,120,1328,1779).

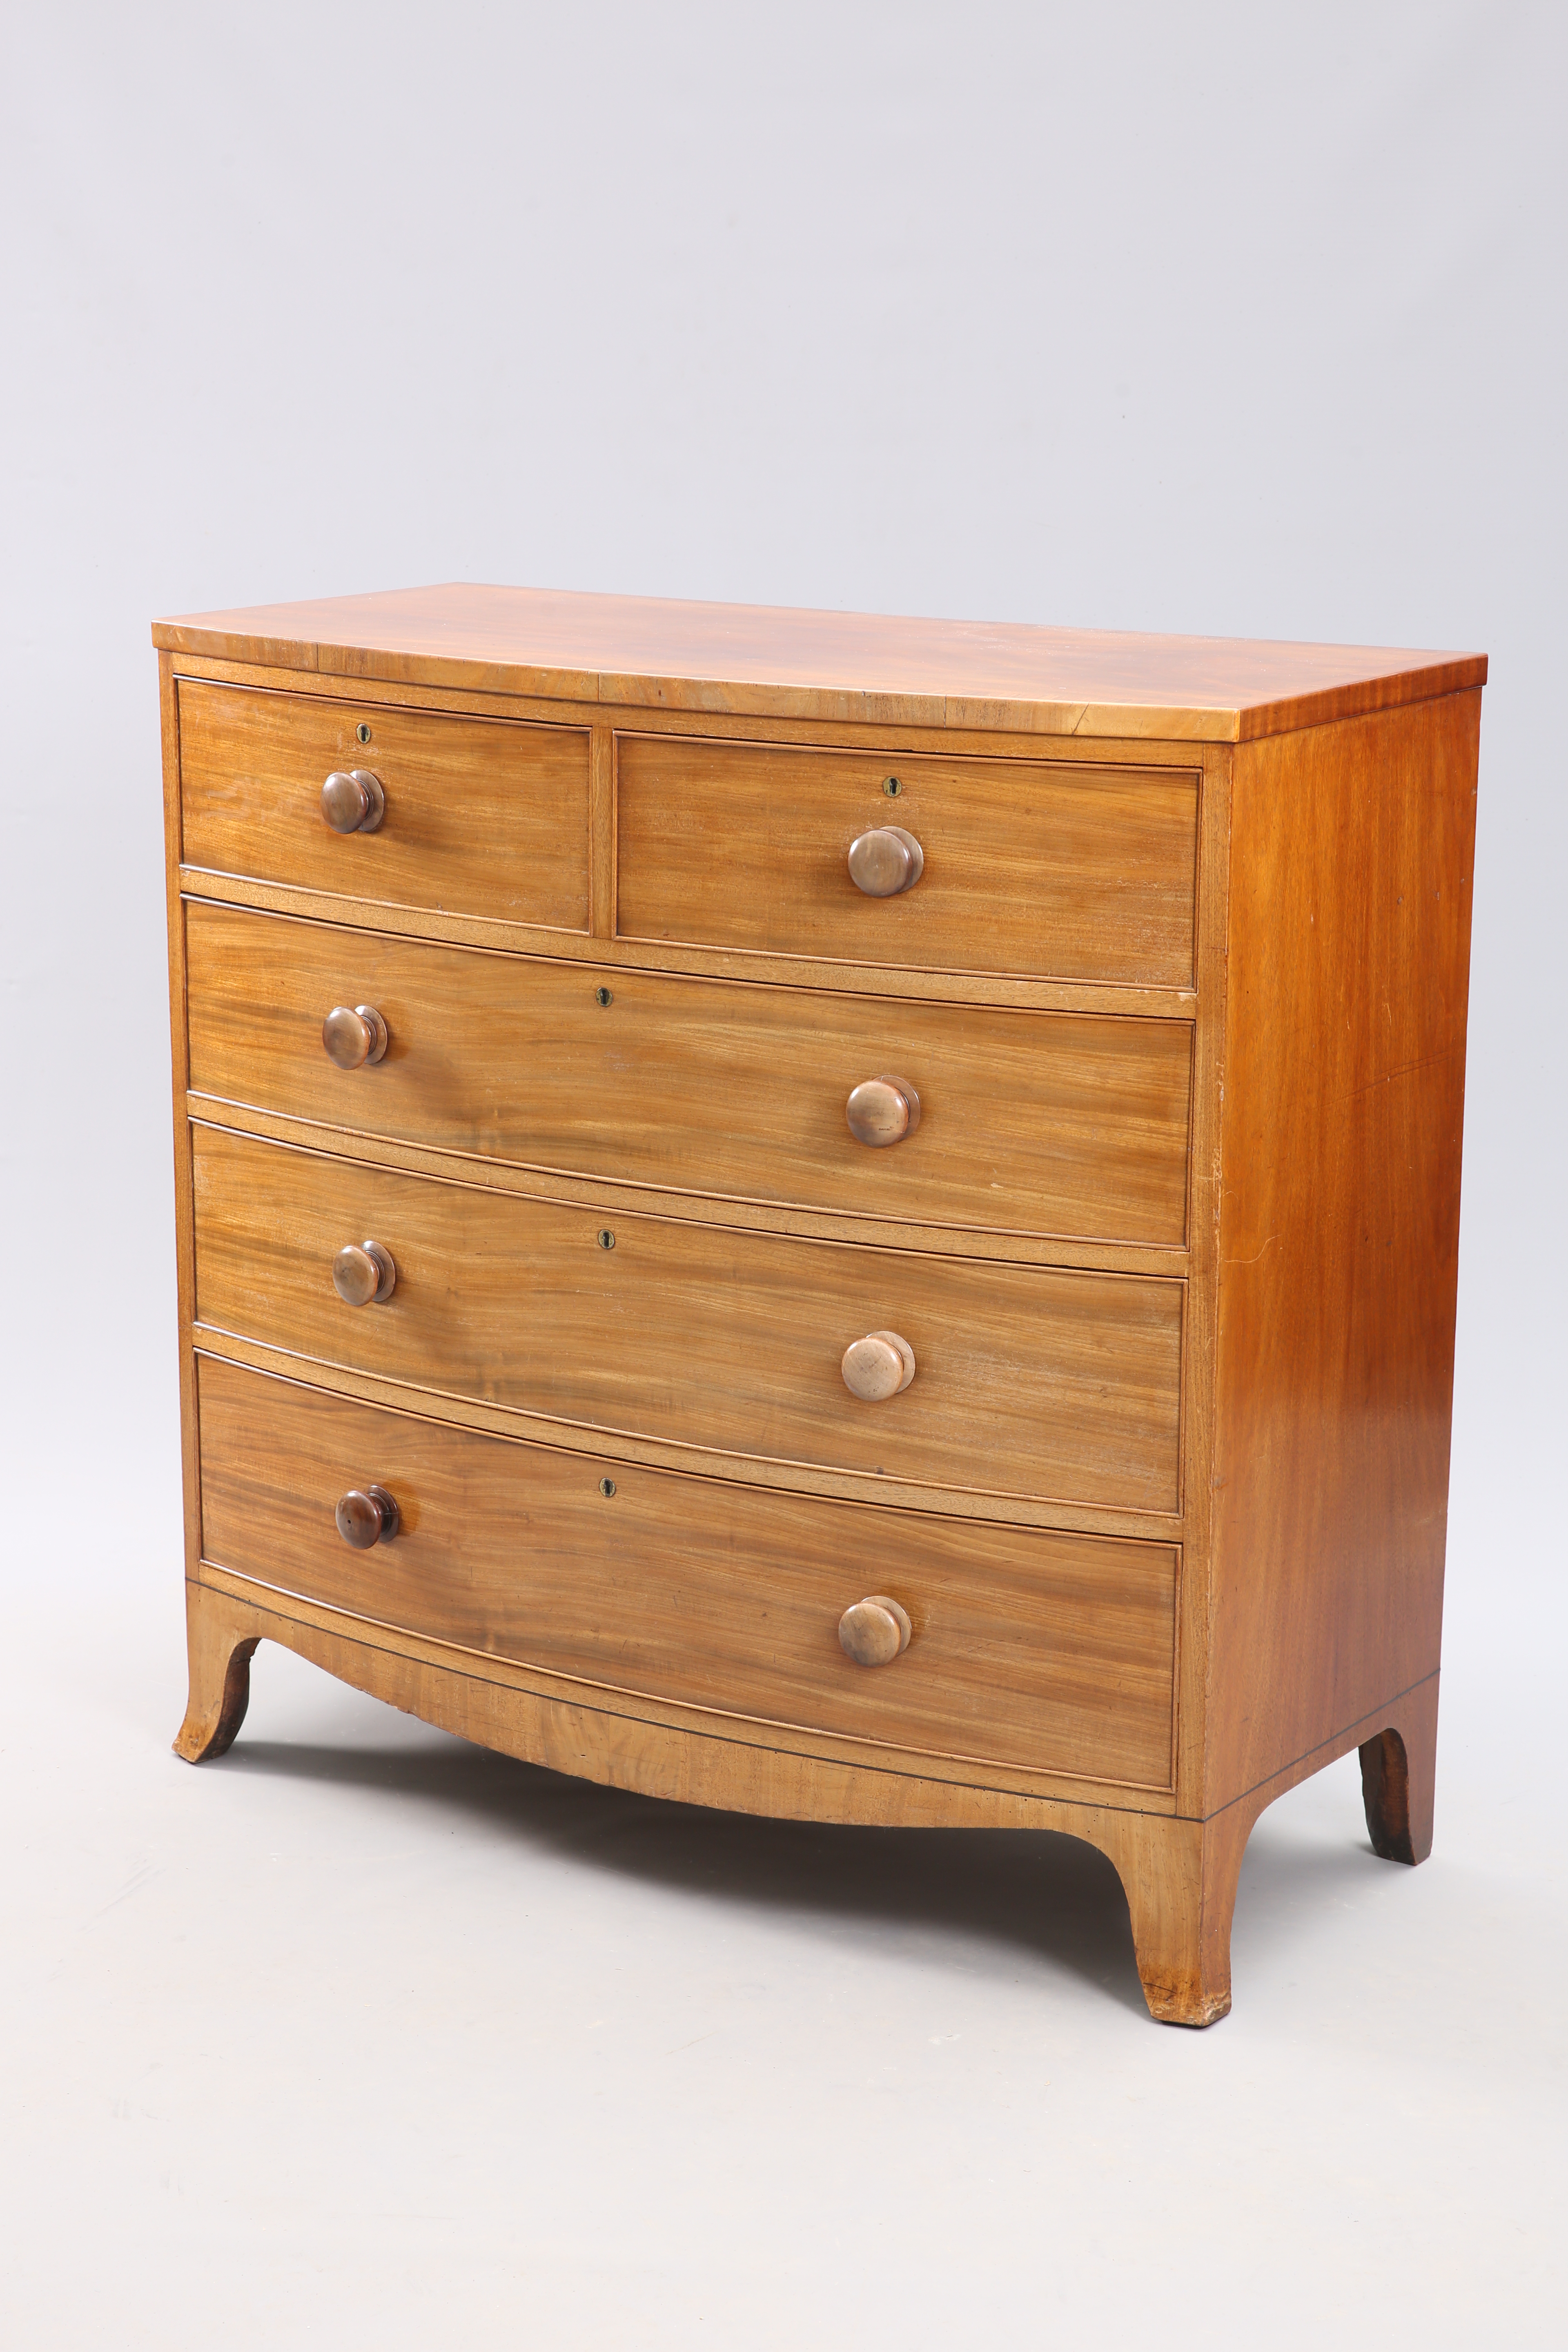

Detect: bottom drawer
196,1355,1178,1788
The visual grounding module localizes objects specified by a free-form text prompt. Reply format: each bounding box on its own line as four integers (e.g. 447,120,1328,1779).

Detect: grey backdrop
2,5,1563,2346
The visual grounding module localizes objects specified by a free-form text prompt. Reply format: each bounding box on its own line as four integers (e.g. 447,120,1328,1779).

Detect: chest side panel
1205,690,1481,1809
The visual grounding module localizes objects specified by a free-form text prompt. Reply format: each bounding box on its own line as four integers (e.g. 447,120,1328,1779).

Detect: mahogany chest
155,585,1483,2022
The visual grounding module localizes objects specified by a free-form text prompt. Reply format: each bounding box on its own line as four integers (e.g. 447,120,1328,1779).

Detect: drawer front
185,903,1193,1248
615,734,1199,986
197,1356,1178,1786
178,680,591,932
192,1125,1184,1511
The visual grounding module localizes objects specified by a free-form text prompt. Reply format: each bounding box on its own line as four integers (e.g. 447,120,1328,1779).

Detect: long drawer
192,1124,1184,1511
184,902,1193,1248
177,679,592,932
196,1356,1178,1786
615,733,1200,986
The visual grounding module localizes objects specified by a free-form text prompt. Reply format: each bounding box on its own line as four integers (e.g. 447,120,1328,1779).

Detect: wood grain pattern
190,1123,1184,1511
183,901,1194,1248
616,733,1198,985
182,862,1202,1022
163,645,1243,776
184,1095,1187,1278
196,1355,1179,1787
196,1325,1178,1541
178,677,591,931
1203,690,1480,1809
153,583,1486,744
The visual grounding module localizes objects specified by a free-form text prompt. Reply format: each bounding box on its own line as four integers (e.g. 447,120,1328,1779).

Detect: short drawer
196,1355,1178,1787
192,1125,1184,1512
177,679,591,931
615,734,1199,986
184,902,1193,1249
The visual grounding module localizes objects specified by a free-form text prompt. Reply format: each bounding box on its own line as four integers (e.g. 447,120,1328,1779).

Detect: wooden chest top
154,581,1485,742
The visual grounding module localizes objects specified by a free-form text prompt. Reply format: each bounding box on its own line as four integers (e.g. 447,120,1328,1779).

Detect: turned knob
838,1594,913,1667
321,1003,389,1068
845,1076,920,1147
332,1239,397,1306
335,1484,400,1547
321,768,386,833
848,825,923,897
841,1329,916,1400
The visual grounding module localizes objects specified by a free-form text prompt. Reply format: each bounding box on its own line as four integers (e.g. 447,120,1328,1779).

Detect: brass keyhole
595,986,613,1006
356,722,372,744
882,775,902,796
599,1477,617,1497
597,1229,615,1250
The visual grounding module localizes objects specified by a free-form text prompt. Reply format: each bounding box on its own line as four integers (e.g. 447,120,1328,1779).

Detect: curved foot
1102,1806,1255,2027
1359,1677,1438,1864
1105,1678,1440,2021
174,1583,261,1762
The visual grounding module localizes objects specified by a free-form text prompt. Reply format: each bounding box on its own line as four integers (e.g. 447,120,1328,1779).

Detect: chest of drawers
155,585,1484,2024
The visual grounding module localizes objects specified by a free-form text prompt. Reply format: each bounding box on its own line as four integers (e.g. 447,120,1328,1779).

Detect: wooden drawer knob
321,1003,389,1069
335,1484,400,1548
846,1076,920,1147
848,825,923,897
321,768,386,833
332,1239,397,1306
841,1329,916,1400
838,1594,913,1667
